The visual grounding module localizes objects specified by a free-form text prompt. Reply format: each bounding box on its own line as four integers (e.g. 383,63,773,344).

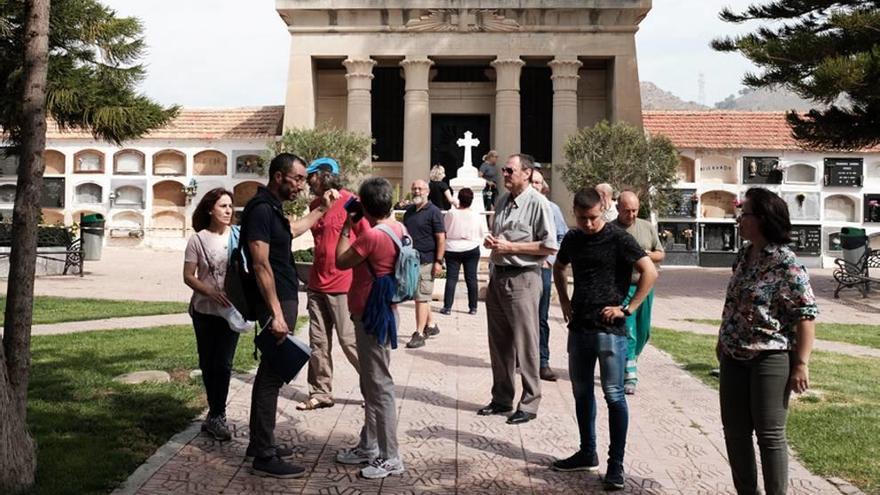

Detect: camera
344,196,364,222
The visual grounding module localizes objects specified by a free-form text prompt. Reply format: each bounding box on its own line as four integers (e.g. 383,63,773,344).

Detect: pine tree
712,1,880,150
0,2,176,491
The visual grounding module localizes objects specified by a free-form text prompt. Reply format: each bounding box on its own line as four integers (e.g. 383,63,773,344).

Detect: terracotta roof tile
643,110,880,152
46,106,284,140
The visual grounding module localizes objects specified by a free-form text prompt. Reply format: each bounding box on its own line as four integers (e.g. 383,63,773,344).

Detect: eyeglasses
501,167,515,175
736,212,757,221
285,174,306,183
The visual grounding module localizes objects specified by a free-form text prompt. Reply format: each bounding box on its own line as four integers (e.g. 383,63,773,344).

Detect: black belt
493,264,538,274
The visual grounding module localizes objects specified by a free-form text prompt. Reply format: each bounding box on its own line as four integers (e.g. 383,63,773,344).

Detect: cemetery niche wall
699,154,737,184
700,190,736,219
0,149,17,176
40,178,65,208
74,149,104,173
235,153,264,175
74,182,103,204
194,150,227,176
153,150,186,176
785,163,817,184
742,156,782,185
789,224,822,257
114,149,145,175
44,150,66,175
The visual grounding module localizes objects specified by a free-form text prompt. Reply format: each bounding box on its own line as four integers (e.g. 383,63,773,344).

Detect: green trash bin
840,227,867,271
81,213,105,261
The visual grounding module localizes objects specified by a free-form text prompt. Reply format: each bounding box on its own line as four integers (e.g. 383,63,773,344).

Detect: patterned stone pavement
127,298,843,495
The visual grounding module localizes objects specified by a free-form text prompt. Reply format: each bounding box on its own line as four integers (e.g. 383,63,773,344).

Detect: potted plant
292,248,314,286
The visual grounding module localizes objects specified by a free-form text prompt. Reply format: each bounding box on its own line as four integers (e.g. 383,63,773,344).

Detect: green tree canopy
0,0,178,149
561,120,679,215
712,1,880,150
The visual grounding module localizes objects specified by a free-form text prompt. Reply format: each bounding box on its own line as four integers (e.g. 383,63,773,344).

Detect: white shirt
443,207,488,253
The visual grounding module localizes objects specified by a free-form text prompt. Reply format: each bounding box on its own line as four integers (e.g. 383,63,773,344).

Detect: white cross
456,131,480,169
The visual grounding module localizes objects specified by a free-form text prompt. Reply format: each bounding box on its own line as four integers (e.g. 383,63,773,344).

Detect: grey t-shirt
490,186,557,267
613,217,663,283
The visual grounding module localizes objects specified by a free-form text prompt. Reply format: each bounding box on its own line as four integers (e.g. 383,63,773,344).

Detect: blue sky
103,0,759,108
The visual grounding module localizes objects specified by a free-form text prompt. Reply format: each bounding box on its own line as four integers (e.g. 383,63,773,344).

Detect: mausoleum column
491,58,525,177
283,53,315,131
343,57,377,138
549,56,582,216
611,52,643,128
400,56,433,190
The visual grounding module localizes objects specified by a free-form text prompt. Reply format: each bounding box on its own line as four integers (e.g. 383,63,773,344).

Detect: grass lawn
27,317,307,495
0,295,188,325
651,327,880,493
683,318,880,350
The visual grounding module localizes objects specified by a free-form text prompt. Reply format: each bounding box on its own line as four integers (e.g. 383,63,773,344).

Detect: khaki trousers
306,290,360,401
486,267,542,414
353,315,399,460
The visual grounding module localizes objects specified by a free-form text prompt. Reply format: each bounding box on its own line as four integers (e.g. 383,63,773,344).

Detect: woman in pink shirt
334,177,406,480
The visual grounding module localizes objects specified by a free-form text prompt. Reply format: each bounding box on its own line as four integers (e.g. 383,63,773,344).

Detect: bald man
613,191,664,395
596,183,618,223
403,180,446,349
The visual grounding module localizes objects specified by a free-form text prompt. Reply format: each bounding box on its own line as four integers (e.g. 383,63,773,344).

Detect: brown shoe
540,367,558,382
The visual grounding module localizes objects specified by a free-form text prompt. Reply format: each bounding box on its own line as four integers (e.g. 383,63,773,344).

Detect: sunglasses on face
502,167,516,175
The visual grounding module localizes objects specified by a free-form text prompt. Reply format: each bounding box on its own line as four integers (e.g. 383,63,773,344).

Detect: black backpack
224,197,271,321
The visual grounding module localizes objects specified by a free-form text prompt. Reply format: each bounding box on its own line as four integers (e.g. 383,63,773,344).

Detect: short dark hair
192,188,233,232
458,187,474,208
359,177,393,219
573,187,602,211
268,153,305,180
744,187,792,244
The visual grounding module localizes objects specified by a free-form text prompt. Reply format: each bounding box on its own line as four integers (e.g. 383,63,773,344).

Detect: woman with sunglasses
717,187,817,495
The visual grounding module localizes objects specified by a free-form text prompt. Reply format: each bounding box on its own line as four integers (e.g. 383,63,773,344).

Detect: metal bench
833,248,880,298
0,224,84,276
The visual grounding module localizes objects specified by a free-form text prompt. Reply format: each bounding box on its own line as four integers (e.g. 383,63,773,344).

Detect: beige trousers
306,290,360,401
486,267,542,414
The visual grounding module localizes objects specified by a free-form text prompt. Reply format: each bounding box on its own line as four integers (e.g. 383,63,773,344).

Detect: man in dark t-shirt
403,179,446,348
550,187,657,490
241,152,338,478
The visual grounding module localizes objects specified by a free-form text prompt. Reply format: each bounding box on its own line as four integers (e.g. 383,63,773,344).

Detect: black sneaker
468,308,477,315
603,461,625,491
439,307,452,315
551,450,599,472
252,456,305,479
406,332,426,348
425,323,440,337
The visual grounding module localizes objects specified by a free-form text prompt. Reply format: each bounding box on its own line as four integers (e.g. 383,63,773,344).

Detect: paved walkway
119,301,845,495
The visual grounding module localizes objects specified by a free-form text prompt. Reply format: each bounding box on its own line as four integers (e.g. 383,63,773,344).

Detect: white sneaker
360,457,405,479
336,447,378,465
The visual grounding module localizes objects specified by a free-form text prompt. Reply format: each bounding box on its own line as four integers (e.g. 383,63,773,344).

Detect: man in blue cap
297,157,367,412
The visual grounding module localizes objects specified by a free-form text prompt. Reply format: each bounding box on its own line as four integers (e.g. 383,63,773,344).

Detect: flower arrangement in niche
183,178,198,203
660,229,673,243
796,193,806,210
869,199,880,222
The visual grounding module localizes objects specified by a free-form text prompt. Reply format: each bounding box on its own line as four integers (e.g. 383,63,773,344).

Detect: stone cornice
277,3,651,32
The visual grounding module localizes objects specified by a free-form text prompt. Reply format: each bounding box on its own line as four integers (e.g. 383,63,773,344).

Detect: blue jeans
539,267,552,368
443,247,481,311
568,330,629,468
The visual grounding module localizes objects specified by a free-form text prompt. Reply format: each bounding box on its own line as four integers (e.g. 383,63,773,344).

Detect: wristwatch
436,258,445,267
620,304,632,317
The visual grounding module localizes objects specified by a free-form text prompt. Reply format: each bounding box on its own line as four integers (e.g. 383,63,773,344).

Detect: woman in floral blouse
717,187,817,495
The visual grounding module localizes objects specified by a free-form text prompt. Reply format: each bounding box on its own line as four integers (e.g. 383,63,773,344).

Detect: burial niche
75,183,103,204
152,180,186,207
700,190,736,219
44,150,66,175
151,210,185,236
782,192,820,221
235,154,264,175
74,149,104,173
153,150,186,176
0,150,17,176
676,156,696,183
40,178,65,208
824,194,857,222
233,181,260,207
194,150,227,176
114,186,145,208
0,184,16,203
41,209,64,225
699,154,736,184
114,150,145,175
785,163,817,184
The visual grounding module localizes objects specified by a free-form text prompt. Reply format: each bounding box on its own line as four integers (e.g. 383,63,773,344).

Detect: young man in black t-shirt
551,187,657,491
242,153,338,478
